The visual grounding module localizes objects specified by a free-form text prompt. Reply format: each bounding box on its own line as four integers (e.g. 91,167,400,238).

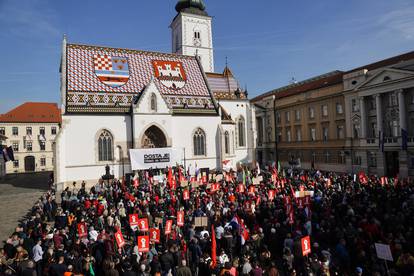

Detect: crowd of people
1,166,414,276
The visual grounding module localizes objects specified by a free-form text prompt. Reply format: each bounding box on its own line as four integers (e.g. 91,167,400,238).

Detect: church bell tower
171,0,214,73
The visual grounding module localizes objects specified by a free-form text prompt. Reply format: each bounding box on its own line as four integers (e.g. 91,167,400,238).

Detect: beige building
252,71,347,172
252,51,414,177
0,102,61,174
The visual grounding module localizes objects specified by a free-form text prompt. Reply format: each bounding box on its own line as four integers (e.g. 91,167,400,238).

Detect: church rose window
98,130,114,161
193,128,206,156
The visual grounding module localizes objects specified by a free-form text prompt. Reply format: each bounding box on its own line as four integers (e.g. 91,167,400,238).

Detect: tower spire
175,0,208,16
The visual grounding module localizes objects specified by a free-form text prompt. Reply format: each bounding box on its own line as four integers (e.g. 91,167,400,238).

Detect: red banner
138,218,149,232
238,184,245,193
211,183,220,192
268,190,275,200
115,230,125,248
301,236,311,256
150,228,160,243
138,236,150,252
129,214,139,228
248,186,256,194
165,220,173,235
183,190,190,201
133,178,139,188
77,222,87,238
177,211,184,227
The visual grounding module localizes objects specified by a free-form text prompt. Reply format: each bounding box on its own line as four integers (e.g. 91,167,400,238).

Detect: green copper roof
175,0,208,16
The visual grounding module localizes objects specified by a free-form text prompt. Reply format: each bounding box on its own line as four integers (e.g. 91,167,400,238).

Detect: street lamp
273,95,279,164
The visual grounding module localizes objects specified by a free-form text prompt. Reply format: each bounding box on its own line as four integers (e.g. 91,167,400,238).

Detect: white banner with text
129,148,182,170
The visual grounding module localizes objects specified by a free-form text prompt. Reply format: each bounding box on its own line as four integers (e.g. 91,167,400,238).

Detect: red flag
138,218,149,232
115,230,125,248
248,186,256,194
183,189,190,201
150,228,160,243
301,236,311,256
177,211,184,227
133,178,139,188
268,190,275,200
211,225,217,269
168,167,173,188
238,184,245,193
165,220,173,235
129,214,139,228
138,236,150,252
77,222,87,238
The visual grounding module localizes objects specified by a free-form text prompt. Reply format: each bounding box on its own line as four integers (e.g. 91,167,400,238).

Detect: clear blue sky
1,0,413,113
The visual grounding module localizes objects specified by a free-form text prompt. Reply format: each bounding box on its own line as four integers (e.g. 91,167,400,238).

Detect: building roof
175,0,208,16
0,102,61,123
206,67,248,100
252,50,414,103
65,43,217,114
251,71,344,102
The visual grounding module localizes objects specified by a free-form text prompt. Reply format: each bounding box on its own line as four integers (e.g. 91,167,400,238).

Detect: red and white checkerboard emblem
94,54,129,88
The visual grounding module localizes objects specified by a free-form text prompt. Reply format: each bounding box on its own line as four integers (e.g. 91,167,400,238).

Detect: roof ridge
67,42,197,60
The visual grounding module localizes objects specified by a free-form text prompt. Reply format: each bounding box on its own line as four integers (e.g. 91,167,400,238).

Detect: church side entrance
141,125,167,148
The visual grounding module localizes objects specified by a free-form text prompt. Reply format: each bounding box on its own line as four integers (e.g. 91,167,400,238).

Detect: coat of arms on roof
93,54,129,88
152,60,187,90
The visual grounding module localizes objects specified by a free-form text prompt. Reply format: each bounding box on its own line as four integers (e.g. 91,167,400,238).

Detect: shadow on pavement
0,172,50,191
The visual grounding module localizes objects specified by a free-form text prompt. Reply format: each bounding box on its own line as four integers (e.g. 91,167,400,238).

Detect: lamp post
273,95,279,164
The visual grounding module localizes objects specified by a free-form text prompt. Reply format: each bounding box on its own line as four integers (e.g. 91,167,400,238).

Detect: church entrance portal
141,126,167,148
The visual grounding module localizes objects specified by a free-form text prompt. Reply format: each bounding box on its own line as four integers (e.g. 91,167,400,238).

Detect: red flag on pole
165,220,173,235
150,228,160,243
177,211,184,227
115,230,125,248
138,236,150,252
77,222,87,238
138,218,149,232
211,225,217,269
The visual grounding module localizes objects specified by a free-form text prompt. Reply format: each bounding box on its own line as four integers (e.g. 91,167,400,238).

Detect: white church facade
55,0,255,188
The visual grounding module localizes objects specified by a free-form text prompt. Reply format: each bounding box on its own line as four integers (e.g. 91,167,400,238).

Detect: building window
353,154,362,165
386,120,399,137
40,157,46,166
368,151,377,167
337,125,344,139
12,142,19,152
39,127,45,135
26,127,32,135
388,93,398,107
309,107,315,119
194,31,201,39
338,151,346,164
310,127,316,141
12,127,18,136
295,110,301,121
285,111,290,123
353,123,360,139
150,93,157,112
286,128,291,142
224,131,230,154
277,129,282,143
324,151,330,163
323,127,329,142
98,130,113,161
193,128,206,156
26,141,32,151
296,128,302,142
237,117,246,147
40,141,46,151
257,117,263,146
351,99,359,112
336,103,343,114
321,105,328,117
276,112,281,123
0,127,4,135
13,159,19,168
370,122,377,138
51,127,57,135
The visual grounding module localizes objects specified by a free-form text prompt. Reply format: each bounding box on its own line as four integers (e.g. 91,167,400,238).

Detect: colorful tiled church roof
64,42,217,114
206,67,248,100
0,102,61,123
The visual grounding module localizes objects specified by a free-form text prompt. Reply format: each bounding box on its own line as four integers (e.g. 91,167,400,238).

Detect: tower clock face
193,38,201,47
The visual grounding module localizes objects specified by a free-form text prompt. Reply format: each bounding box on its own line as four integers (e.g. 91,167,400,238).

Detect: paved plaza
0,173,49,243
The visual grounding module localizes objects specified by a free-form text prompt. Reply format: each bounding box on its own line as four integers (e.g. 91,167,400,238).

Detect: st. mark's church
55,0,256,187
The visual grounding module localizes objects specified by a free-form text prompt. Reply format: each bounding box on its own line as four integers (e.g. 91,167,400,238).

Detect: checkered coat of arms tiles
66,44,215,113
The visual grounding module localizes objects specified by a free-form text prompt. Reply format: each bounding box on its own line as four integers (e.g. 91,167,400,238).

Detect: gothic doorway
141,125,167,148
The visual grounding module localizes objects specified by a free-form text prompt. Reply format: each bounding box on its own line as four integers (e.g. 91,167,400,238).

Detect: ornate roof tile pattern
66,43,216,113
206,68,247,100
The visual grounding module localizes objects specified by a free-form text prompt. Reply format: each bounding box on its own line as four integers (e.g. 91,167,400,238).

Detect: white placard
129,148,182,170
375,243,393,261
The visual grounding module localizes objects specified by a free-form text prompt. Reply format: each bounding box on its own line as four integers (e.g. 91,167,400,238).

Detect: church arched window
150,93,157,112
224,131,230,154
98,130,113,161
193,128,206,156
237,116,246,147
